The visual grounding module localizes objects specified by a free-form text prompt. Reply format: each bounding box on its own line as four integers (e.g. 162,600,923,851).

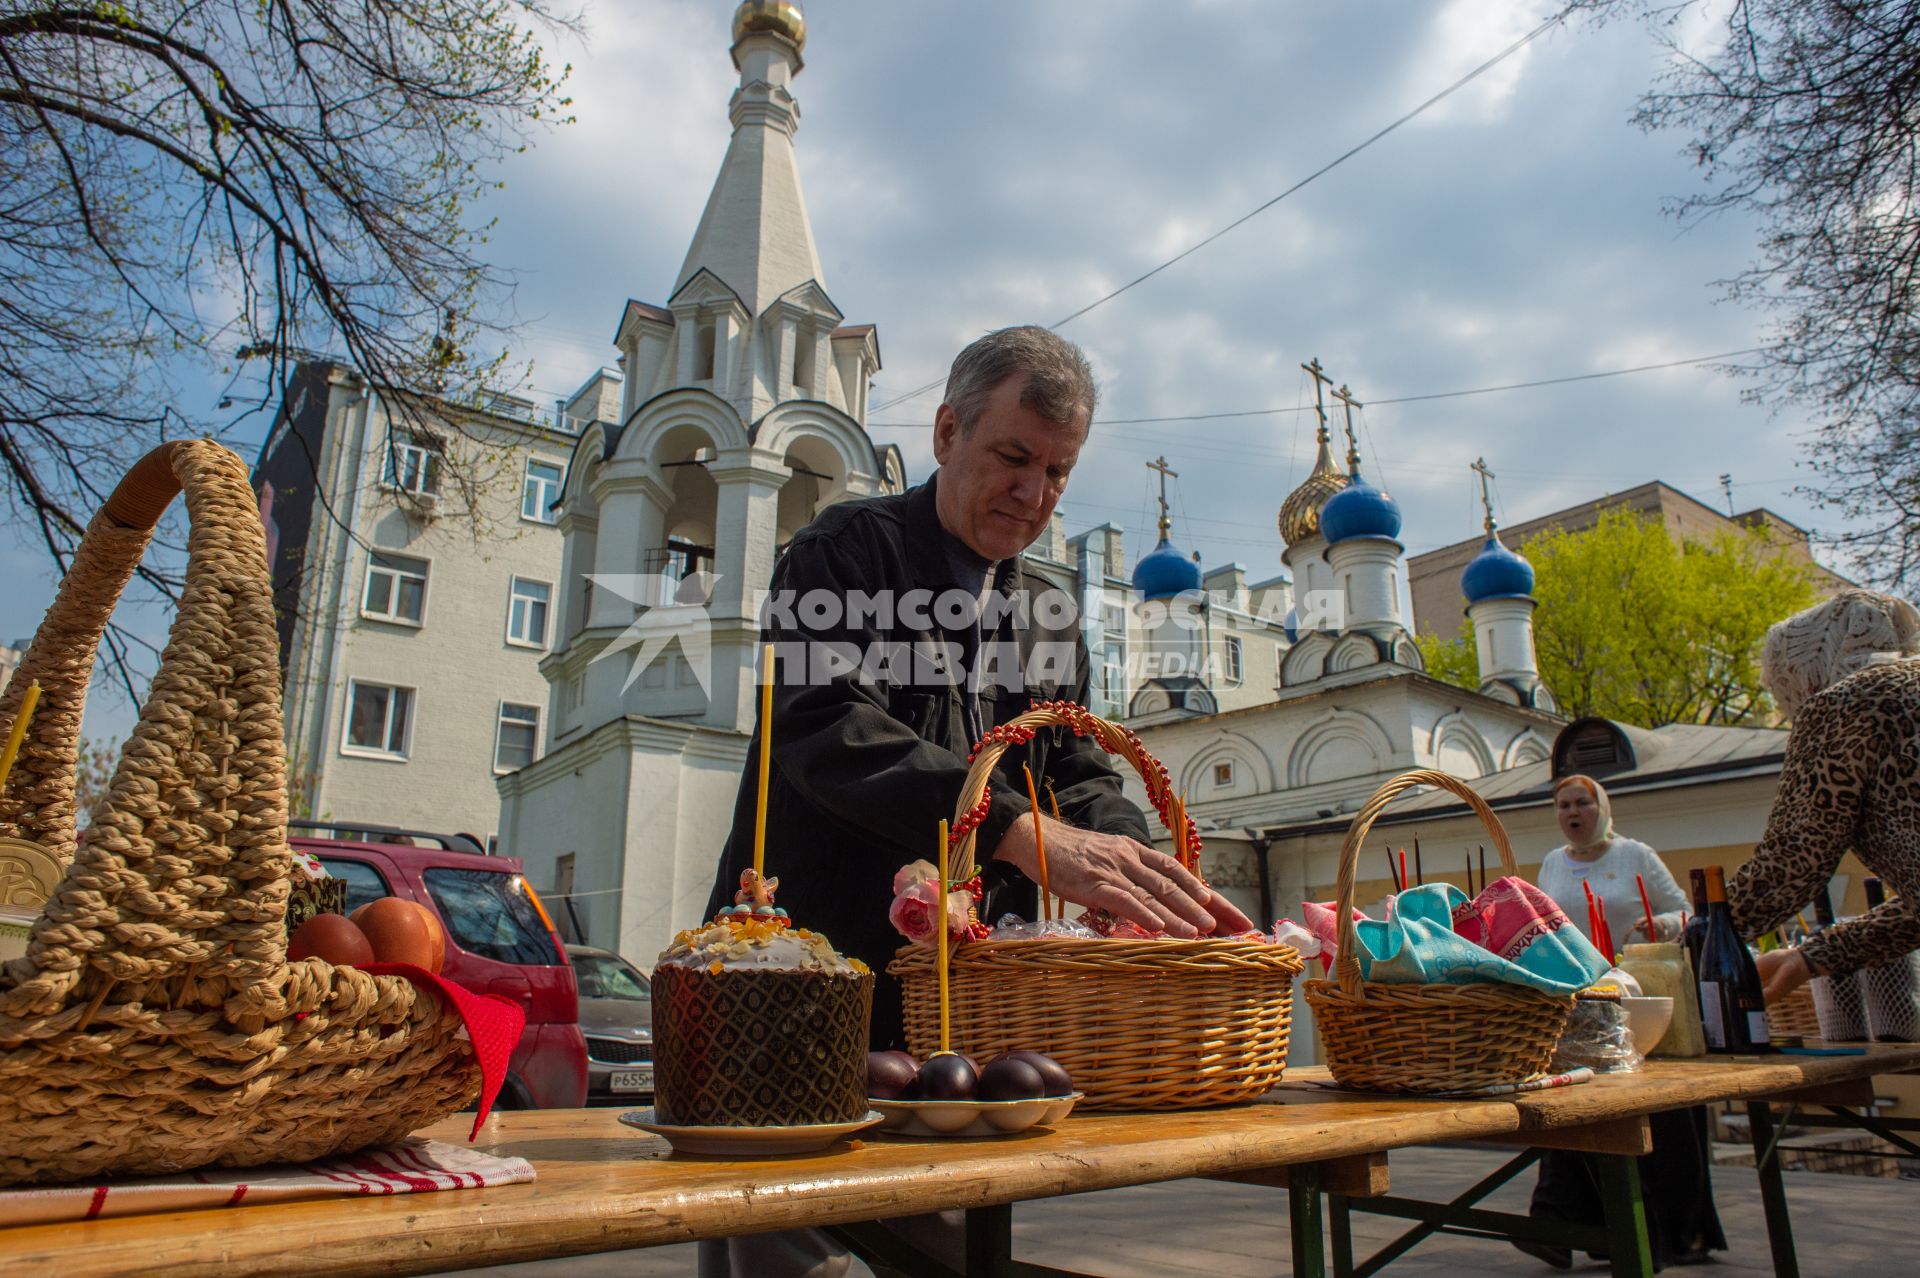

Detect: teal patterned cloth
1352,881,1610,994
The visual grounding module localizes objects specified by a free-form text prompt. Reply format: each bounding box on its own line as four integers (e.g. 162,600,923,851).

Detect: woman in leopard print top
1732,590,1920,1002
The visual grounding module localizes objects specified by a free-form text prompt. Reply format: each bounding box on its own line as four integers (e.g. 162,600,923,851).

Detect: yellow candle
752,644,774,882
1045,780,1065,921
937,817,951,1055
1023,764,1051,921
0,679,42,798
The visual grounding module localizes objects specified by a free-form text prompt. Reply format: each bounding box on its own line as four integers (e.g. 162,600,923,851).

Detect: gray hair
1760,588,1920,720
942,326,1097,433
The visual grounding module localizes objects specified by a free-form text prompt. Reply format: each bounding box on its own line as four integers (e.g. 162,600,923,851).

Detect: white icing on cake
656,919,868,976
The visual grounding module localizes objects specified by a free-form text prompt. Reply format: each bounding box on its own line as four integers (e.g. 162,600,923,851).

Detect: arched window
695,323,717,381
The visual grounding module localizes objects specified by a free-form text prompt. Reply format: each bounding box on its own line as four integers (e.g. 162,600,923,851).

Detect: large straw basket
0,441,478,1187
891,702,1302,1111
1303,770,1575,1094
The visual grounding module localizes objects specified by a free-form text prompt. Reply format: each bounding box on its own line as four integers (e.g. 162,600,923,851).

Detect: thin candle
1023,764,1051,922
0,678,42,798
1398,849,1408,895
1478,846,1487,894
1636,873,1657,942
752,644,775,882
1044,780,1065,920
1385,846,1400,892
1465,851,1474,898
1413,835,1423,887
937,817,951,1055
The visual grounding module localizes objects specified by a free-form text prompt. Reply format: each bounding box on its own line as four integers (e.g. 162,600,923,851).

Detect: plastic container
1618,942,1705,1058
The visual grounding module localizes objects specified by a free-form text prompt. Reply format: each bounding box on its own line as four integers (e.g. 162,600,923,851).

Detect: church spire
673,2,826,318
1147,454,1177,540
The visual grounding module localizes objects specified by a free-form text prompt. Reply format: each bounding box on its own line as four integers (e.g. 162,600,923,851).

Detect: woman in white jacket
1537,774,1688,954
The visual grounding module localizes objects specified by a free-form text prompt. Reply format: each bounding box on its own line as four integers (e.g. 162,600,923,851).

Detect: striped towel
0,1138,532,1228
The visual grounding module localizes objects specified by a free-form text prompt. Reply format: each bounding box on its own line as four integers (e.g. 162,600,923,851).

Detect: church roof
1278,428,1346,546
1462,529,1535,603
1132,535,1202,600
1321,473,1403,544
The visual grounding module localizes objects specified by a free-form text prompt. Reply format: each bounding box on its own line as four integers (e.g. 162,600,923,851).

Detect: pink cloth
1299,901,1367,973
0,1138,533,1227
1450,876,1582,963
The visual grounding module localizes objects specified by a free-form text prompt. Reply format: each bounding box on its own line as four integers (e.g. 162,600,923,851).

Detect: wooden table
5,1047,1915,1278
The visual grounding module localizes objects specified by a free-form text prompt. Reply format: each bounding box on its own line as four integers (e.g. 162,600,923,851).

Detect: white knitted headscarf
1761,590,1920,721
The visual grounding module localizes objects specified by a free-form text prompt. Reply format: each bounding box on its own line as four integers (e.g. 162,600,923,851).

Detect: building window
495,701,541,772
1213,762,1234,787
382,436,438,495
345,681,414,758
522,458,564,524
1225,636,1244,683
361,551,429,626
793,326,815,390
695,322,717,380
507,577,552,648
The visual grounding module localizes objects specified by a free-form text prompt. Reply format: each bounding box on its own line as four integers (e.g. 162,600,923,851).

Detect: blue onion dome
1132,535,1203,601
1319,474,1403,544
1462,529,1535,602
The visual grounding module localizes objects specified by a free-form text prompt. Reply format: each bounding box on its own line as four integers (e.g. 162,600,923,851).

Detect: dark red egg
866,1051,920,1101
916,1052,978,1101
977,1055,1046,1102
1002,1050,1073,1096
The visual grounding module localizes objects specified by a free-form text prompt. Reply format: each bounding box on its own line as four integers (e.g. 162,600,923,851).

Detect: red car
291,821,588,1110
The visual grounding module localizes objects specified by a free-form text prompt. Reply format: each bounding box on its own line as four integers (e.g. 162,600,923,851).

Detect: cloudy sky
486,0,1808,577
11,0,1831,736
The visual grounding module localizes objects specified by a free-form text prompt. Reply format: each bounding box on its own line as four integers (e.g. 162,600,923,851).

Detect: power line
869,5,1575,415
869,347,1763,429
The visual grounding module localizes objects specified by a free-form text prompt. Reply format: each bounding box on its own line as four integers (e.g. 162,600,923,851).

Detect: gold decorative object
732,0,806,50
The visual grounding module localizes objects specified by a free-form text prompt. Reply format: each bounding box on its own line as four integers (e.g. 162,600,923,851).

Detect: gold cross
1300,357,1333,439
1331,384,1364,474
1471,456,1497,534
1146,455,1178,535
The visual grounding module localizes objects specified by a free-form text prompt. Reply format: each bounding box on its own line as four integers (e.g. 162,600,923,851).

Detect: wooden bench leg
1746,1101,1800,1278
1593,1152,1653,1278
1288,1160,1327,1278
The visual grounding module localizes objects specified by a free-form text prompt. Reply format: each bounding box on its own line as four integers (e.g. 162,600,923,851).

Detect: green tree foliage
0,0,575,691
1420,511,1820,727
1575,1,1920,589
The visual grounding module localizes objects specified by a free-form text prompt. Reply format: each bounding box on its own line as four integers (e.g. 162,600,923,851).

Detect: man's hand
992,811,1255,939
1757,947,1818,1005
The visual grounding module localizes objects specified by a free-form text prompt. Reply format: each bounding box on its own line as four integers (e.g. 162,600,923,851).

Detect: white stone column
1326,536,1405,637
706,448,791,730
1471,594,1541,686
587,465,672,628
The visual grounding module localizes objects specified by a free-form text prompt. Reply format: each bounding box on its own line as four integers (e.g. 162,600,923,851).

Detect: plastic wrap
1861,952,1920,1042
1551,996,1643,1074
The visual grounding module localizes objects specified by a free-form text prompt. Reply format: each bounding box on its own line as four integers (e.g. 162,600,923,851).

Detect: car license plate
610,1069,652,1093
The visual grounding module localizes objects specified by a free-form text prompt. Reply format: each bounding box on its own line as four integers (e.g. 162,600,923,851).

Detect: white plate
618,1108,884,1157
870,1093,1082,1138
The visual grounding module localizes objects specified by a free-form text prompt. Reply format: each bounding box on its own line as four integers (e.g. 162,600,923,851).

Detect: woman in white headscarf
1537,774,1689,951
1736,589,1920,1002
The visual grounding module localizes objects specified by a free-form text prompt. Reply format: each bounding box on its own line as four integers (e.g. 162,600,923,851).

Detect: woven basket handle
0,443,196,858
950,701,1197,874
1331,769,1515,996
0,441,292,1007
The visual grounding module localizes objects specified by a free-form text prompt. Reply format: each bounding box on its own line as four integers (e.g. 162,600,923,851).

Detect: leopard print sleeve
1730,685,1864,953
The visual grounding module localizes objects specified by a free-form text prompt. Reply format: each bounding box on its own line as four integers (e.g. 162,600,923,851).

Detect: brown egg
351,898,445,972
288,913,374,967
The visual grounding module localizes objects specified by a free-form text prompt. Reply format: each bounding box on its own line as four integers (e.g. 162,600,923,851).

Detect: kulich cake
651,871,873,1128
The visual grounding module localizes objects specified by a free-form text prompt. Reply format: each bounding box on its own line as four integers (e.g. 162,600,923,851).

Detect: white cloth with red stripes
0,1137,533,1227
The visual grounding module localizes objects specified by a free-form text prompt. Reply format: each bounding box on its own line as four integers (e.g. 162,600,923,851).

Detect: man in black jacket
705,326,1250,1049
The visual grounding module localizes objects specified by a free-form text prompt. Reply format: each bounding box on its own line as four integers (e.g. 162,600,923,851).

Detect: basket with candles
888,702,1303,1113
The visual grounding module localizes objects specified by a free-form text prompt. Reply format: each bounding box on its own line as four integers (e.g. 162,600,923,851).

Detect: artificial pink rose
892,859,940,897
889,876,976,946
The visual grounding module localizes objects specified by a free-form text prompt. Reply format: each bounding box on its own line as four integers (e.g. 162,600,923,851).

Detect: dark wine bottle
1698,865,1771,1054
1683,868,1710,979
1812,884,1836,929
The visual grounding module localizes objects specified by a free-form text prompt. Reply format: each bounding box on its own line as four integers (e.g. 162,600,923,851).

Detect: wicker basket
890,702,1302,1111
0,441,479,1187
1767,983,1822,1040
1303,770,1576,1094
